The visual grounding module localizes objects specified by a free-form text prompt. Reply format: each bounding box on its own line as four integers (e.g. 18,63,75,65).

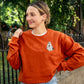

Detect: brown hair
29,1,50,27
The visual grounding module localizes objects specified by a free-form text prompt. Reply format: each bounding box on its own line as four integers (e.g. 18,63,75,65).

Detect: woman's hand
13,28,23,38
56,69,58,74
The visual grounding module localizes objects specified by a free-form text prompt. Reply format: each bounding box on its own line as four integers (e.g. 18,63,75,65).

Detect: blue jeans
20,74,57,84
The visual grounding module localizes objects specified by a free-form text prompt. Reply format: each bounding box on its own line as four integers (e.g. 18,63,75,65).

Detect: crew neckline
31,30,47,36
29,28,50,38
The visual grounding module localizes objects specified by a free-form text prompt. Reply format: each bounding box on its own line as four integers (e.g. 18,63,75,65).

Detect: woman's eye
31,13,35,16
26,13,35,17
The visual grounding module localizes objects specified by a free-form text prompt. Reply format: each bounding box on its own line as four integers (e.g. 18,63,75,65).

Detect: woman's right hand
13,28,23,38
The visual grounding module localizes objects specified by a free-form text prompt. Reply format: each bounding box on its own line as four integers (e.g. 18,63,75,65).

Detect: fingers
19,30,23,36
55,70,58,74
13,28,23,38
17,28,23,35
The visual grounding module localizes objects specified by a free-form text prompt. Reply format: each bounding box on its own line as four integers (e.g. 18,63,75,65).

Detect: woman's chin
29,26,34,28
29,25,36,29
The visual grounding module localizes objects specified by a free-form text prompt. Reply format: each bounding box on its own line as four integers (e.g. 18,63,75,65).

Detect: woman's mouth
28,21,34,25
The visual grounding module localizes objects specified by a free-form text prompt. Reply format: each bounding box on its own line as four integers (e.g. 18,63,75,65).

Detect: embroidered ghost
47,42,54,51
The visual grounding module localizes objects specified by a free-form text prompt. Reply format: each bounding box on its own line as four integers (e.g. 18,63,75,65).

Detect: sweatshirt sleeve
57,33,84,71
7,36,21,70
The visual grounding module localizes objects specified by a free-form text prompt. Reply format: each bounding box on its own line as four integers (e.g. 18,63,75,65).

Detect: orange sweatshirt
7,29,84,83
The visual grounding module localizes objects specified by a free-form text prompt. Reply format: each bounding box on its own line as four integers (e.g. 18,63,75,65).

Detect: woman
7,1,84,84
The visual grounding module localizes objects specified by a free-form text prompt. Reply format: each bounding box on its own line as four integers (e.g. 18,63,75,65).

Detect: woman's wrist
13,34,19,38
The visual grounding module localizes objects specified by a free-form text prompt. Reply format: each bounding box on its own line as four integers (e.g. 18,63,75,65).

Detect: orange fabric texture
7,29,84,83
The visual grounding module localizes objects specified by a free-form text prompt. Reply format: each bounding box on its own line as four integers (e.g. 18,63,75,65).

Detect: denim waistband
20,74,57,84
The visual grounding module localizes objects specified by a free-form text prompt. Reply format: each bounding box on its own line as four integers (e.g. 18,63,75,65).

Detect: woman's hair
29,1,50,27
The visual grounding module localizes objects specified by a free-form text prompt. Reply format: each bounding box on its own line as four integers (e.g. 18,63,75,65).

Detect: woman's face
26,6,45,28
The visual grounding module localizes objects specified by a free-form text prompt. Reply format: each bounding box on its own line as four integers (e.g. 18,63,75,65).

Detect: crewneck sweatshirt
7,29,84,83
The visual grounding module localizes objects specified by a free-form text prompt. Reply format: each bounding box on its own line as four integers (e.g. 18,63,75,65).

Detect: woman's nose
26,16,31,21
